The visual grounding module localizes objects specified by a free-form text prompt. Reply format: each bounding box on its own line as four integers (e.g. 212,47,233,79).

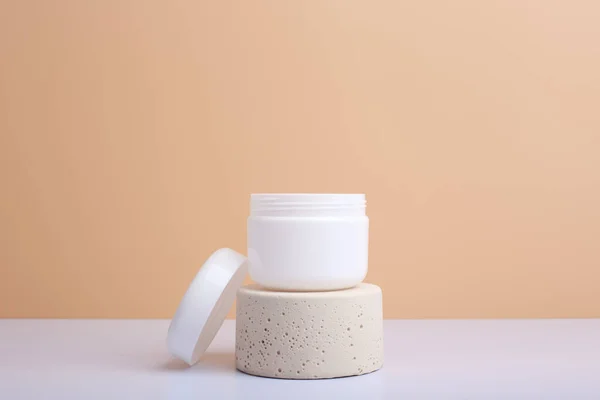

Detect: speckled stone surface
235,283,383,379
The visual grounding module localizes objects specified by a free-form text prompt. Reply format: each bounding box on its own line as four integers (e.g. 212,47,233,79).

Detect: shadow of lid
159,352,235,372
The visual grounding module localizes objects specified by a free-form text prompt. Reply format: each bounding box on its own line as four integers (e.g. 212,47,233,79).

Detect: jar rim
250,193,366,217
251,193,364,199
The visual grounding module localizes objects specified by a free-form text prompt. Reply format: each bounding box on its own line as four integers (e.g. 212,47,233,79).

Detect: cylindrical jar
247,193,368,291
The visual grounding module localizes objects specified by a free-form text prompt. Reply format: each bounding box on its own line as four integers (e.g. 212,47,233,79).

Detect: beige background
1,1,599,319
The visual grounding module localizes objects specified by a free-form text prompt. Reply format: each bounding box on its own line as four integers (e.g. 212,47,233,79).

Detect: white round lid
167,248,247,365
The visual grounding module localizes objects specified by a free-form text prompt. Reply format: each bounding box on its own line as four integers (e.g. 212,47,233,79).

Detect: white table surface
1,319,599,399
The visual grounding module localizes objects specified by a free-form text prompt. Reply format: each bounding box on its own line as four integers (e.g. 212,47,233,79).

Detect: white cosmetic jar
247,193,369,291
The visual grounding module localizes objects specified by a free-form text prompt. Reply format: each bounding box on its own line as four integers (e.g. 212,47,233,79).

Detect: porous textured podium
235,283,383,379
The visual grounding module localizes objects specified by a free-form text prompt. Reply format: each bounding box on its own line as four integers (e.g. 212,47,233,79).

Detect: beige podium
235,283,384,379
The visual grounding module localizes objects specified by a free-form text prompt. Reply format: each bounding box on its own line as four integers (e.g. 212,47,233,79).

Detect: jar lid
167,248,248,365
